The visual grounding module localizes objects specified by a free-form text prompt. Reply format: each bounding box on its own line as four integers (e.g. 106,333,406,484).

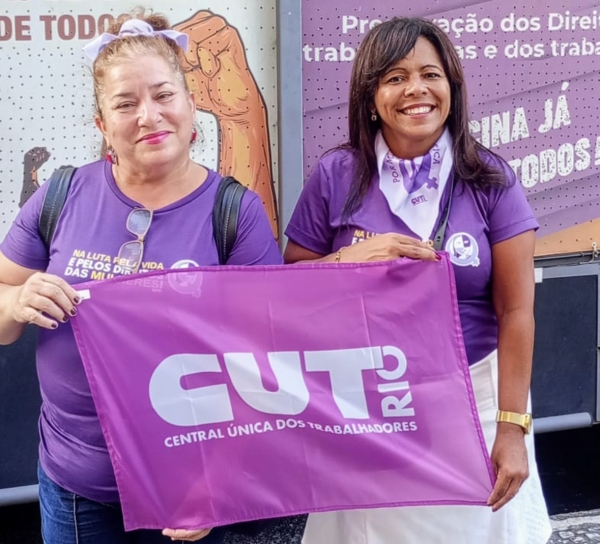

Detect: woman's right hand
339,233,438,263
10,273,80,330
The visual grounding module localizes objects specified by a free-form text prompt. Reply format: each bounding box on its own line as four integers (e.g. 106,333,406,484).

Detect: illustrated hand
10,273,79,329
23,147,51,174
162,528,212,542
20,147,51,207
174,10,278,237
175,11,264,121
487,426,529,511
338,233,438,263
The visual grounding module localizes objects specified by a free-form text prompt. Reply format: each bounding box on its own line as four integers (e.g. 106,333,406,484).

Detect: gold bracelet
334,248,343,263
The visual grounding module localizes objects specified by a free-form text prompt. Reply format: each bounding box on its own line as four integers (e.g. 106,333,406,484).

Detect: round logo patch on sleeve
445,233,480,267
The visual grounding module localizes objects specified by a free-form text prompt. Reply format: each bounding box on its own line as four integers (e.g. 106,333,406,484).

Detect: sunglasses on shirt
116,208,153,274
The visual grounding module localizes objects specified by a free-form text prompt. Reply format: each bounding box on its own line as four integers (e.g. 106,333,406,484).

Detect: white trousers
302,351,552,544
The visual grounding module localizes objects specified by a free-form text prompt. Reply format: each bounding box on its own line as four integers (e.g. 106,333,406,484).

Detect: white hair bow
83,19,189,63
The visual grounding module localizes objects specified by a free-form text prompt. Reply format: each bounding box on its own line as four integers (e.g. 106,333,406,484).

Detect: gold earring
371,112,378,122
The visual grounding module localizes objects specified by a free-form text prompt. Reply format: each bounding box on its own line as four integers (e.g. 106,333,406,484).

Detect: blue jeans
38,465,226,544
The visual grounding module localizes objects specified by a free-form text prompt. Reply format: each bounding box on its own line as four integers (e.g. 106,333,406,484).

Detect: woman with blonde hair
0,10,280,544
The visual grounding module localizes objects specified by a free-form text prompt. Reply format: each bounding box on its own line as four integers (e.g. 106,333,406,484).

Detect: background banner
71,257,494,531
0,0,279,236
302,1,600,255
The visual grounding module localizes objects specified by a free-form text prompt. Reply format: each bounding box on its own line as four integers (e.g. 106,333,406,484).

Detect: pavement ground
549,510,600,544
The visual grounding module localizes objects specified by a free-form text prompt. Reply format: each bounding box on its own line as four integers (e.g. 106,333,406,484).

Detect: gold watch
496,410,532,434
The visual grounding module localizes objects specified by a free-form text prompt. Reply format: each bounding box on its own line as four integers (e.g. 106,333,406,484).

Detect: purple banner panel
302,1,600,237
71,257,494,531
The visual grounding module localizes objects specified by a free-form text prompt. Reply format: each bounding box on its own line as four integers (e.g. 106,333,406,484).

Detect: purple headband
83,19,189,63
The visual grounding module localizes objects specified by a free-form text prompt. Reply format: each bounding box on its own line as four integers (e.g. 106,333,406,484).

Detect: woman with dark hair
285,17,551,544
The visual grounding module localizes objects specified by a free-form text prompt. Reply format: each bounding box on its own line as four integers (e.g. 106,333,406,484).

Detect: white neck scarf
376,128,453,241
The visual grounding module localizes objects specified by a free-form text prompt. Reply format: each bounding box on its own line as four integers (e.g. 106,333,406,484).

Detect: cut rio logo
149,346,415,427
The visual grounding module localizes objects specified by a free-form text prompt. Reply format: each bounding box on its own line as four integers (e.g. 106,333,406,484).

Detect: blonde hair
93,8,189,118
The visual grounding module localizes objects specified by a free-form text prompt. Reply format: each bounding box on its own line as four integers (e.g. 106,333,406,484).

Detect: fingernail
51,323,58,329
74,296,81,305
435,253,442,261
70,308,77,317
62,315,69,323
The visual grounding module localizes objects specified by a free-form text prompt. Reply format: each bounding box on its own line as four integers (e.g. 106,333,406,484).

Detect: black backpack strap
212,176,247,265
39,167,77,250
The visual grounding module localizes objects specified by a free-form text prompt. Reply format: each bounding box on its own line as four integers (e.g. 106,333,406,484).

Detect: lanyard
431,173,455,251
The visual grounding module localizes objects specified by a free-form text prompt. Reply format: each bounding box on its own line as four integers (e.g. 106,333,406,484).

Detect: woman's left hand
162,528,212,541
487,424,529,511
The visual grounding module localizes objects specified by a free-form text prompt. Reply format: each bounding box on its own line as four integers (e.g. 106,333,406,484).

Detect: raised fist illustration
175,10,265,121
20,147,51,208
175,11,278,236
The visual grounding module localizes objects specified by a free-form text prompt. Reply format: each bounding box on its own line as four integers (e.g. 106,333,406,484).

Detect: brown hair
93,9,188,118
341,17,506,219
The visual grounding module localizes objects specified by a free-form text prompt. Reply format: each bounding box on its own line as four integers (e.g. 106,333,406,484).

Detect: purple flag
71,256,494,531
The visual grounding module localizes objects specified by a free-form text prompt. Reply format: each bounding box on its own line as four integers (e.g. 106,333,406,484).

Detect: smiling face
373,37,451,159
95,54,195,173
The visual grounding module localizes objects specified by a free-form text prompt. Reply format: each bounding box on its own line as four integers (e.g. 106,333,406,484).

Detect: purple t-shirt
285,149,538,366
1,159,282,502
